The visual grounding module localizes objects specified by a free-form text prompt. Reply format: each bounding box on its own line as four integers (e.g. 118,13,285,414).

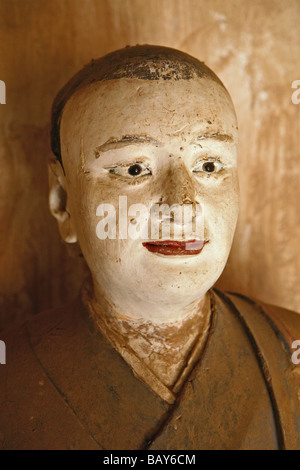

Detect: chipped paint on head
51,45,229,168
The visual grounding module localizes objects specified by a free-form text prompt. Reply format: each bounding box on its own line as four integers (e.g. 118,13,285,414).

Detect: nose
161,158,197,206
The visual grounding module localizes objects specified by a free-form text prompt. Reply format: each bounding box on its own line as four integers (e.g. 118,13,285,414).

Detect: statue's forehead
60,77,238,177
61,77,238,142
51,46,236,165
63,76,235,115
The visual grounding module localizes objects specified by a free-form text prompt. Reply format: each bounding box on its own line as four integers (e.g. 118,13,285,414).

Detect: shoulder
213,289,300,449
0,295,114,389
258,301,300,348
0,299,102,449
223,291,300,351
0,297,82,365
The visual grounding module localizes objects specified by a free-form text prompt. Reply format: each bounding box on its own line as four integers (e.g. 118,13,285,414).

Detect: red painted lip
142,239,207,256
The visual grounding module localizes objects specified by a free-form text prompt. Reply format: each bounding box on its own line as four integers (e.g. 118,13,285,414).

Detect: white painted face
51,77,239,324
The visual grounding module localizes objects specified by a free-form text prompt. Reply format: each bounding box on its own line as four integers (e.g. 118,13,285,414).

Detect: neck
92,273,211,324
82,279,212,398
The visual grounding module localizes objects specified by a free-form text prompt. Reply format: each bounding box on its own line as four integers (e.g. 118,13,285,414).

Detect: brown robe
0,289,299,450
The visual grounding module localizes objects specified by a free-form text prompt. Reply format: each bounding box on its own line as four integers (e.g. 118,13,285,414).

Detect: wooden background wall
0,0,299,330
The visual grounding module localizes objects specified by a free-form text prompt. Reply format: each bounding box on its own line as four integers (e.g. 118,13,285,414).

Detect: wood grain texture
0,0,299,329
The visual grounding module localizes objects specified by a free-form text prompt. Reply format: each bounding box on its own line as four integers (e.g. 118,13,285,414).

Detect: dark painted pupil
128,164,142,176
203,162,215,173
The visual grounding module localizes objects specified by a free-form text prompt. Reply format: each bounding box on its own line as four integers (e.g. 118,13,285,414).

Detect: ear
48,160,78,243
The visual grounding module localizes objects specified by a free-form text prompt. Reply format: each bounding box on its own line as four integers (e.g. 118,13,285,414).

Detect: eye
192,159,223,174
128,163,144,176
105,161,152,179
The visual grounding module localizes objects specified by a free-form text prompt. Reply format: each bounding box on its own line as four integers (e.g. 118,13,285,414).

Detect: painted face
58,77,239,323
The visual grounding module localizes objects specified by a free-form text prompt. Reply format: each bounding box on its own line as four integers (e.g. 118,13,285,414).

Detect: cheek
68,176,149,262
198,172,239,242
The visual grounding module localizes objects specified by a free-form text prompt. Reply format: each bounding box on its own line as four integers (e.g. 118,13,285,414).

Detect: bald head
51,44,230,167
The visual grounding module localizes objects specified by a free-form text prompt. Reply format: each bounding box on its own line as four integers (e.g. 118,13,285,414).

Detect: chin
134,259,226,300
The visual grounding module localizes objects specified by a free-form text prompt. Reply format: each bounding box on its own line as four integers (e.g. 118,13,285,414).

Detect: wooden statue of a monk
0,45,299,450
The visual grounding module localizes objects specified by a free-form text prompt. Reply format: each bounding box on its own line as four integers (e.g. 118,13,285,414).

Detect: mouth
142,239,208,256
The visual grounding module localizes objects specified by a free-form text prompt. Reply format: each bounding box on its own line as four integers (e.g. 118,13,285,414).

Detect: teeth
145,241,204,248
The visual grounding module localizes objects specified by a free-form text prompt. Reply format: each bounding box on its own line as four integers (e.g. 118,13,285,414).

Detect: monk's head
49,45,239,323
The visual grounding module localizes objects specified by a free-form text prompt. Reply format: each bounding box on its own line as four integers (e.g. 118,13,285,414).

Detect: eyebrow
194,133,234,143
95,135,162,157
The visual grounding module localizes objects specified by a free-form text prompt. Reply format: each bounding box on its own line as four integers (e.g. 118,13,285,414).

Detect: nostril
183,197,193,204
